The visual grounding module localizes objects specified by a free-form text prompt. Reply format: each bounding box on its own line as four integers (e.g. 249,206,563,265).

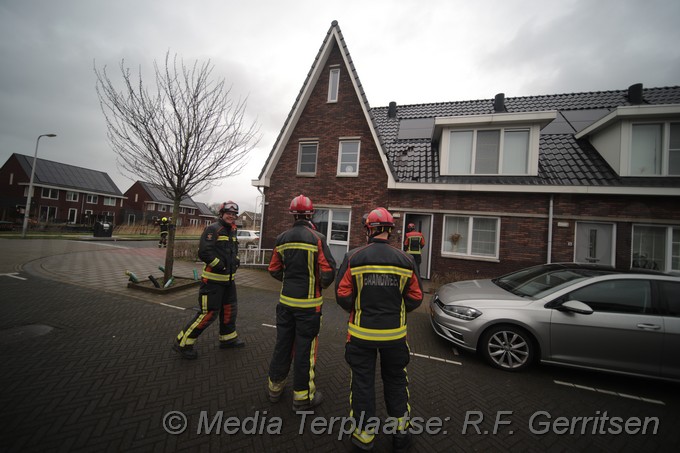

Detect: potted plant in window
449,233,461,251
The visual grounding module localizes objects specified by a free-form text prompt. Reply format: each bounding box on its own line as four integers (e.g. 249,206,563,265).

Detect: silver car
430,263,680,382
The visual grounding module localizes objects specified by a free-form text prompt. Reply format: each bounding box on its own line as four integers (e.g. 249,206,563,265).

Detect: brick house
252,21,680,279
0,153,125,226
121,181,207,227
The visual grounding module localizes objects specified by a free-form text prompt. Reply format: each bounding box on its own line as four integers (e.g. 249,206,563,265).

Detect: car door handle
636,323,661,330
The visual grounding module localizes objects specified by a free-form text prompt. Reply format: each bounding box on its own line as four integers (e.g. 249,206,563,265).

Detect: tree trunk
163,198,181,283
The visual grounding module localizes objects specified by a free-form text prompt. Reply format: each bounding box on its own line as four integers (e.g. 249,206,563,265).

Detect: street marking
66,240,129,249
0,273,27,280
262,323,277,328
554,380,665,405
411,352,462,366
160,303,186,310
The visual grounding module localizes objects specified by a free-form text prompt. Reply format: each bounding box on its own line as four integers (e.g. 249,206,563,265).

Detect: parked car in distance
237,230,260,248
430,263,680,382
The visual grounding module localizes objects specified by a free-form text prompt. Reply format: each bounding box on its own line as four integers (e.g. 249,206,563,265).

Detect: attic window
630,122,680,176
442,128,531,175
327,68,340,103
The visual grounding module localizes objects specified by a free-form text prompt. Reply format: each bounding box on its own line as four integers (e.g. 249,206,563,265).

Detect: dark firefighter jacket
198,218,239,283
335,237,423,346
404,230,425,254
268,220,336,309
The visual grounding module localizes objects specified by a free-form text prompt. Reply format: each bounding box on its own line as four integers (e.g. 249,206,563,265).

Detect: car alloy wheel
481,325,534,371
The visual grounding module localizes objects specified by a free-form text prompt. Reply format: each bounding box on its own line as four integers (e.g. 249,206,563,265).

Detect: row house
0,153,125,225
252,21,680,279
122,181,207,227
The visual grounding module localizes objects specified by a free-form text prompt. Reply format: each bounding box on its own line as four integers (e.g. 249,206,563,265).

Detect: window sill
441,253,499,263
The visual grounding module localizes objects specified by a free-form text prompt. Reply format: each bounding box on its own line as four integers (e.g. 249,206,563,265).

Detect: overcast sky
1,0,679,212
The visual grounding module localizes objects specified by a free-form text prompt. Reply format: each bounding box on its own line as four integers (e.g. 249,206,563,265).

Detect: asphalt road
0,239,678,452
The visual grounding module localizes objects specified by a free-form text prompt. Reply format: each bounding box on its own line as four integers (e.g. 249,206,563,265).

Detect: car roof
518,262,677,278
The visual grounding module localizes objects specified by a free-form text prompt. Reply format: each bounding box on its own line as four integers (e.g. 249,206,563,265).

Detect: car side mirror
558,300,594,315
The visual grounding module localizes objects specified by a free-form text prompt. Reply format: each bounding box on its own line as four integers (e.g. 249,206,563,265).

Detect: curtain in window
503,130,529,174
448,131,472,174
632,225,666,271
475,130,500,174
631,124,661,175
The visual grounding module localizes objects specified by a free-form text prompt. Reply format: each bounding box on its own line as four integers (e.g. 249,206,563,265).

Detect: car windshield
493,265,612,298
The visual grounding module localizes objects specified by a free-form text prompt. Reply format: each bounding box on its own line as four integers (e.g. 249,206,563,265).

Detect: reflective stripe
348,322,407,341
353,429,375,444
217,236,237,242
279,294,323,308
201,269,234,281
350,265,412,278
219,332,237,341
209,258,220,267
277,242,317,252
293,390,309,401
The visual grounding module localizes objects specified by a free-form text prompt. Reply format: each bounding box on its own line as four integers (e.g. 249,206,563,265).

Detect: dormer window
327,68,340,103
631,122,680,175
437,112,553,176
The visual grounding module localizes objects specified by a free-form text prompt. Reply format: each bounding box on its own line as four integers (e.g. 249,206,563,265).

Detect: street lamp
22,133,57,238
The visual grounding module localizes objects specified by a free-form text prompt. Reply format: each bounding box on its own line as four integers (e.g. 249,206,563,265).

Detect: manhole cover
0,324,54,344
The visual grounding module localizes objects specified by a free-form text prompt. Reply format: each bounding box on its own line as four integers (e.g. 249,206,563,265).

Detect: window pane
670,123,680,175
443,216,468,253
448,131,472,174
673,228,680,271
339,141,359,174
475,130,500,174
471,217,497,257
631,124,662,175
503,130,529,174
328,69,340,102
569,280,652,314
299,144,317,174
330,210,349,241
312,209,329,236
659,281,680,316
632,225,666,271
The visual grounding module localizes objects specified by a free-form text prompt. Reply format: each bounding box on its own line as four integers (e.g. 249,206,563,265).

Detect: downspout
257,187,264,250
547,194,554,264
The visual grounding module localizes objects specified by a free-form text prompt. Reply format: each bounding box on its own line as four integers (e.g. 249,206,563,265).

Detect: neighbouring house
238,210,258,230
252,20,680,279
0,153,125,226
121,181,210,227
195,201,216,226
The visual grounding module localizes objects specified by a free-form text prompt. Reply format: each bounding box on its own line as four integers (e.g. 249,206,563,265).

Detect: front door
574,222,614,266
403,213,432,279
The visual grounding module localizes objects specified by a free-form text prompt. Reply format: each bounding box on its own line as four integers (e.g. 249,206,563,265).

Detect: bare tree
95,52,259,283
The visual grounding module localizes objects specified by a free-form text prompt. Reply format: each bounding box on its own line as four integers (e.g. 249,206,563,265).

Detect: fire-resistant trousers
176,280,239,347
344,341,411,428
268,303,322,401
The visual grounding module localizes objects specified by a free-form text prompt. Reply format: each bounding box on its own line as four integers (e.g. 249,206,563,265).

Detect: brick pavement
1,238,678,452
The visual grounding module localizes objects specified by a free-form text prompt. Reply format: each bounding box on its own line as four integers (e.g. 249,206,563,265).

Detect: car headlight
438,303,482,320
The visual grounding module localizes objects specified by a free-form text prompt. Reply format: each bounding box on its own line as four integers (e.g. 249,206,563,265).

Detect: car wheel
480,325,534,371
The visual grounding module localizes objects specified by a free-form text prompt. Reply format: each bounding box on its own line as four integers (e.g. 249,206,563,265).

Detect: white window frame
103,197,116,206
327,67,340,103
67,208,78,224
337,139,360,176
147,203,156,211
66,191,79,202
41,188,59,199
86,194,98,204
440,126,535,176
631,224,680,273
628,121,680,176
297,141,318,176
441,215,500,260
189,218,199,227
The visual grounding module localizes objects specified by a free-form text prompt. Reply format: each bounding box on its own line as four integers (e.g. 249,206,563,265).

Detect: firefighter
403,222,425,268
158,217,169,248
267,194,336,411
172,201,244,359
335,207,423,452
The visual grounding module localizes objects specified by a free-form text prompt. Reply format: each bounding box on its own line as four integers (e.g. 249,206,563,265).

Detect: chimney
493,93,506,113
388,101,397,118
627,83,644,105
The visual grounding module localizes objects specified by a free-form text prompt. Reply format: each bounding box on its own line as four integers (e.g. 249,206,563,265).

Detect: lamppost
22,133,57,238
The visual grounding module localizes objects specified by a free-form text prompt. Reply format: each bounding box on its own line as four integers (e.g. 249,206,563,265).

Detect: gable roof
194,201,215,217
253,20,393,188
137,181,198,207
374,87,680,194
13,153,123,196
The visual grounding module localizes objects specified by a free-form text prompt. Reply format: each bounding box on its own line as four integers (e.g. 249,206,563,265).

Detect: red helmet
289,194,314,215
218,201,239,215
407,222,415,231
365,207,394,230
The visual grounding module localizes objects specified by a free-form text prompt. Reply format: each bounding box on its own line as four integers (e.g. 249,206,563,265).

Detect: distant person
336,207,423,452
266,194,336,411
403,222,425,268
172,201,243,359
158,217,169,248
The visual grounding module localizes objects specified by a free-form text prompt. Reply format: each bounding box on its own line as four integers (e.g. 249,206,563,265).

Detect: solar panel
562,109,610,133
397,118,435,140
540,111,574,134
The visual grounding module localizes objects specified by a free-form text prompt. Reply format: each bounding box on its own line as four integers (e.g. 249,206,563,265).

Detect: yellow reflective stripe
219,332,237,341
348,322,407,341
277,242,317,252
217,236,236,241
294,390,309,401
279,294,323,308
209,258,220,267
355,277,364,325
350,265,412,278
353,429,375,444
408,249,422,254
307,335,317,399
201,270,234,281
179,295,209,347
307,249,315,298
